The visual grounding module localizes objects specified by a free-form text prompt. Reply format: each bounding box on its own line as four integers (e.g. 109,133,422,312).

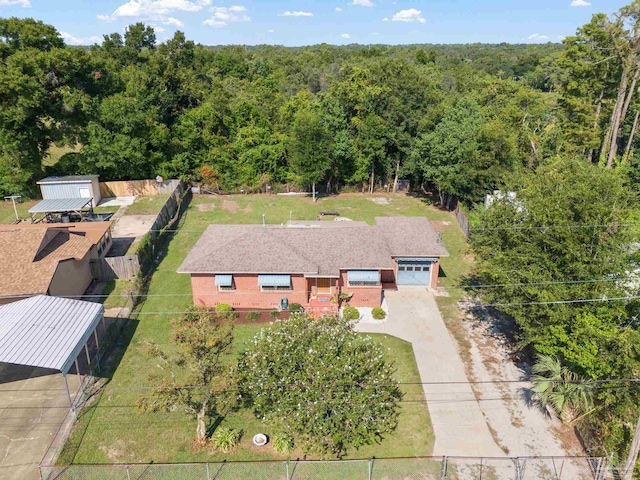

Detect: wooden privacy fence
99,179,180,197
90,255,140,281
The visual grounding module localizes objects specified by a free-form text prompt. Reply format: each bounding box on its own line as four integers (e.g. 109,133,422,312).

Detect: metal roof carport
0,295,105,413
28,198,93,222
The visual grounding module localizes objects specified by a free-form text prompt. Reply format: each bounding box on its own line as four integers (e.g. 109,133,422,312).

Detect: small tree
531,355,593,423
239,314,402,457
137,307,236,445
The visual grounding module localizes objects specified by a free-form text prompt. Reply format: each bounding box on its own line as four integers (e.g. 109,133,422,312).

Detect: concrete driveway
0,364,81,480
355,287,505,457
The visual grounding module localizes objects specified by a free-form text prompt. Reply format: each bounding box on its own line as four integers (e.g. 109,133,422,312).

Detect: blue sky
0,0,630,46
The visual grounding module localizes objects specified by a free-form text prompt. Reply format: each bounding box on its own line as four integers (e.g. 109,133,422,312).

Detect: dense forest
4,0,640,468
0,15,569,202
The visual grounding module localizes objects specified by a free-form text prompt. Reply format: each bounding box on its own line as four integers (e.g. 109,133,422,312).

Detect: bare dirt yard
459,302,593,479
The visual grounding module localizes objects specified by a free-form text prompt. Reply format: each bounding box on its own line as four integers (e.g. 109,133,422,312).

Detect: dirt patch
243,204,253,213
221,200,239,213
430,220,452,232
197,203,216,212
367,197,391,205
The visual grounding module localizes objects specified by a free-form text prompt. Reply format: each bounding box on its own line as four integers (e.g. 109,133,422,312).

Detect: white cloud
335,7,342,12
558,35,566,40
112,0,209,18
527,33,549,41
0,0,30,7
97,14,115,22
382,17,389,21
268,29,275,33
341,33,350,38
278,10,313,17
203,5,250,27
352,0,374,6
155,26,166,32
390,8,425,23
60,31,102,46
164,17,184,27
570,0,590,6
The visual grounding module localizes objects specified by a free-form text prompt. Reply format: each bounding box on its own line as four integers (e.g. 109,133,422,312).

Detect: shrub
216,303,232,315
211,428,242,452
270,310,280,319
371,307,386,320
246,311,260,322
272,432,295,454
288,303,304,312
338,292,353,303
342,306,360,321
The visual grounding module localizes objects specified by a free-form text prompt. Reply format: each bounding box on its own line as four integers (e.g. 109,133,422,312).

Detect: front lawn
61,193,459,464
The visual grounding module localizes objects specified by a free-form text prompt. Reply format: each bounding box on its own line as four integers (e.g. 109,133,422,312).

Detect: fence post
126,464,131,480
368,458,373,480
285,460,290,480
440,456,447,480
206,462,210,480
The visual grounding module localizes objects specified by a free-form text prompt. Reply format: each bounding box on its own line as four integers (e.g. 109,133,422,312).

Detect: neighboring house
178,217,449,313
0,221,113,259
0,227,94,305
37,175,102,207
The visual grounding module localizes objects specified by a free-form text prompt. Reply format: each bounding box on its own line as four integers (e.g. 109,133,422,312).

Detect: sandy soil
459,302,594,479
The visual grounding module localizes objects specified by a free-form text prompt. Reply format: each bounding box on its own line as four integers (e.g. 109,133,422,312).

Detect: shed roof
0,296,104,374
37,175,99,184
178,217,448,276
28,198,93,214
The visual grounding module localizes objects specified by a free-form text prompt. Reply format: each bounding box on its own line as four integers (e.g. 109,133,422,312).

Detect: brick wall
190,274,308,309
338,271,382,308
430,259,440,288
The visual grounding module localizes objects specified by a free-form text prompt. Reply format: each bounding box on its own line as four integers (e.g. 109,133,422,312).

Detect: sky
0,0,631,47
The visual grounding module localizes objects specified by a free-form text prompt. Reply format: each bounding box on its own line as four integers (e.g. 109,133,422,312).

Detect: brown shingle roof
0,228,93,297
0,221,112,246
178,217,448,276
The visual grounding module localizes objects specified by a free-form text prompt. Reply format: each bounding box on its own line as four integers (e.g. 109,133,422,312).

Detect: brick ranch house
178,217,449,314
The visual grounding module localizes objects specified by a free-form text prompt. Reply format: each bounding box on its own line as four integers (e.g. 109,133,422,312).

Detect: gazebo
0,295,105,412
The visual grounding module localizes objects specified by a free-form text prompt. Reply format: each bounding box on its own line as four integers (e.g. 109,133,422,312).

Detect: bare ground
459,301,593,479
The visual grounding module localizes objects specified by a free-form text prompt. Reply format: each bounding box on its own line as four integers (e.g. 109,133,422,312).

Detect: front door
317,278,332,294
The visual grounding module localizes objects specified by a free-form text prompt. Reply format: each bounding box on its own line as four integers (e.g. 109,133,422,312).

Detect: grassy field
125,195,171,216
60,193,467,465
0,199,40,223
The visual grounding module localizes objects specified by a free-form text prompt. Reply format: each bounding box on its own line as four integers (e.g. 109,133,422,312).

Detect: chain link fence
40,456,606,480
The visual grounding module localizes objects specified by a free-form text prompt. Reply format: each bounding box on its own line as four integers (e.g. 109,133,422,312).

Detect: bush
216,303,232,314
272,432,295,454
288,303,304,312
371,307,386,320
246,311,260,322
342,306,360,321
338,292,353,303
270,310,280,319
211,428,242,452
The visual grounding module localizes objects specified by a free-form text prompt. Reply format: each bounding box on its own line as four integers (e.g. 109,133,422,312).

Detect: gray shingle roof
28,198,93,214
178,217,448,276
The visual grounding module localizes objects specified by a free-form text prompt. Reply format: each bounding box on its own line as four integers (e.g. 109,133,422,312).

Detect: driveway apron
355,286,505,457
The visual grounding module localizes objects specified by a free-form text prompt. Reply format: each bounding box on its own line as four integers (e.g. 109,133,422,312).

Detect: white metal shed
0,295,105,411
37,175,101,207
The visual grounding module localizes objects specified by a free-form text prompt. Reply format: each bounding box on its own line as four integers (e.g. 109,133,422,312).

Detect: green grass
0,199,40,223
44,143,82,167
125,195,171,216
61,193,464,465
86,280,134,310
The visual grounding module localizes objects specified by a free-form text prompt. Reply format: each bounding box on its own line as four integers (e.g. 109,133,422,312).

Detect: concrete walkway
355,287,505,457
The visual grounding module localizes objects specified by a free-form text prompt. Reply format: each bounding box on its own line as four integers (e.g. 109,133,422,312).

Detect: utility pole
623,413,640,480
4,195,21,223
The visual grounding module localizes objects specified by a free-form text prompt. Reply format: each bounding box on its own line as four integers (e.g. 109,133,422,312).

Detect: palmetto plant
531,355,594,424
